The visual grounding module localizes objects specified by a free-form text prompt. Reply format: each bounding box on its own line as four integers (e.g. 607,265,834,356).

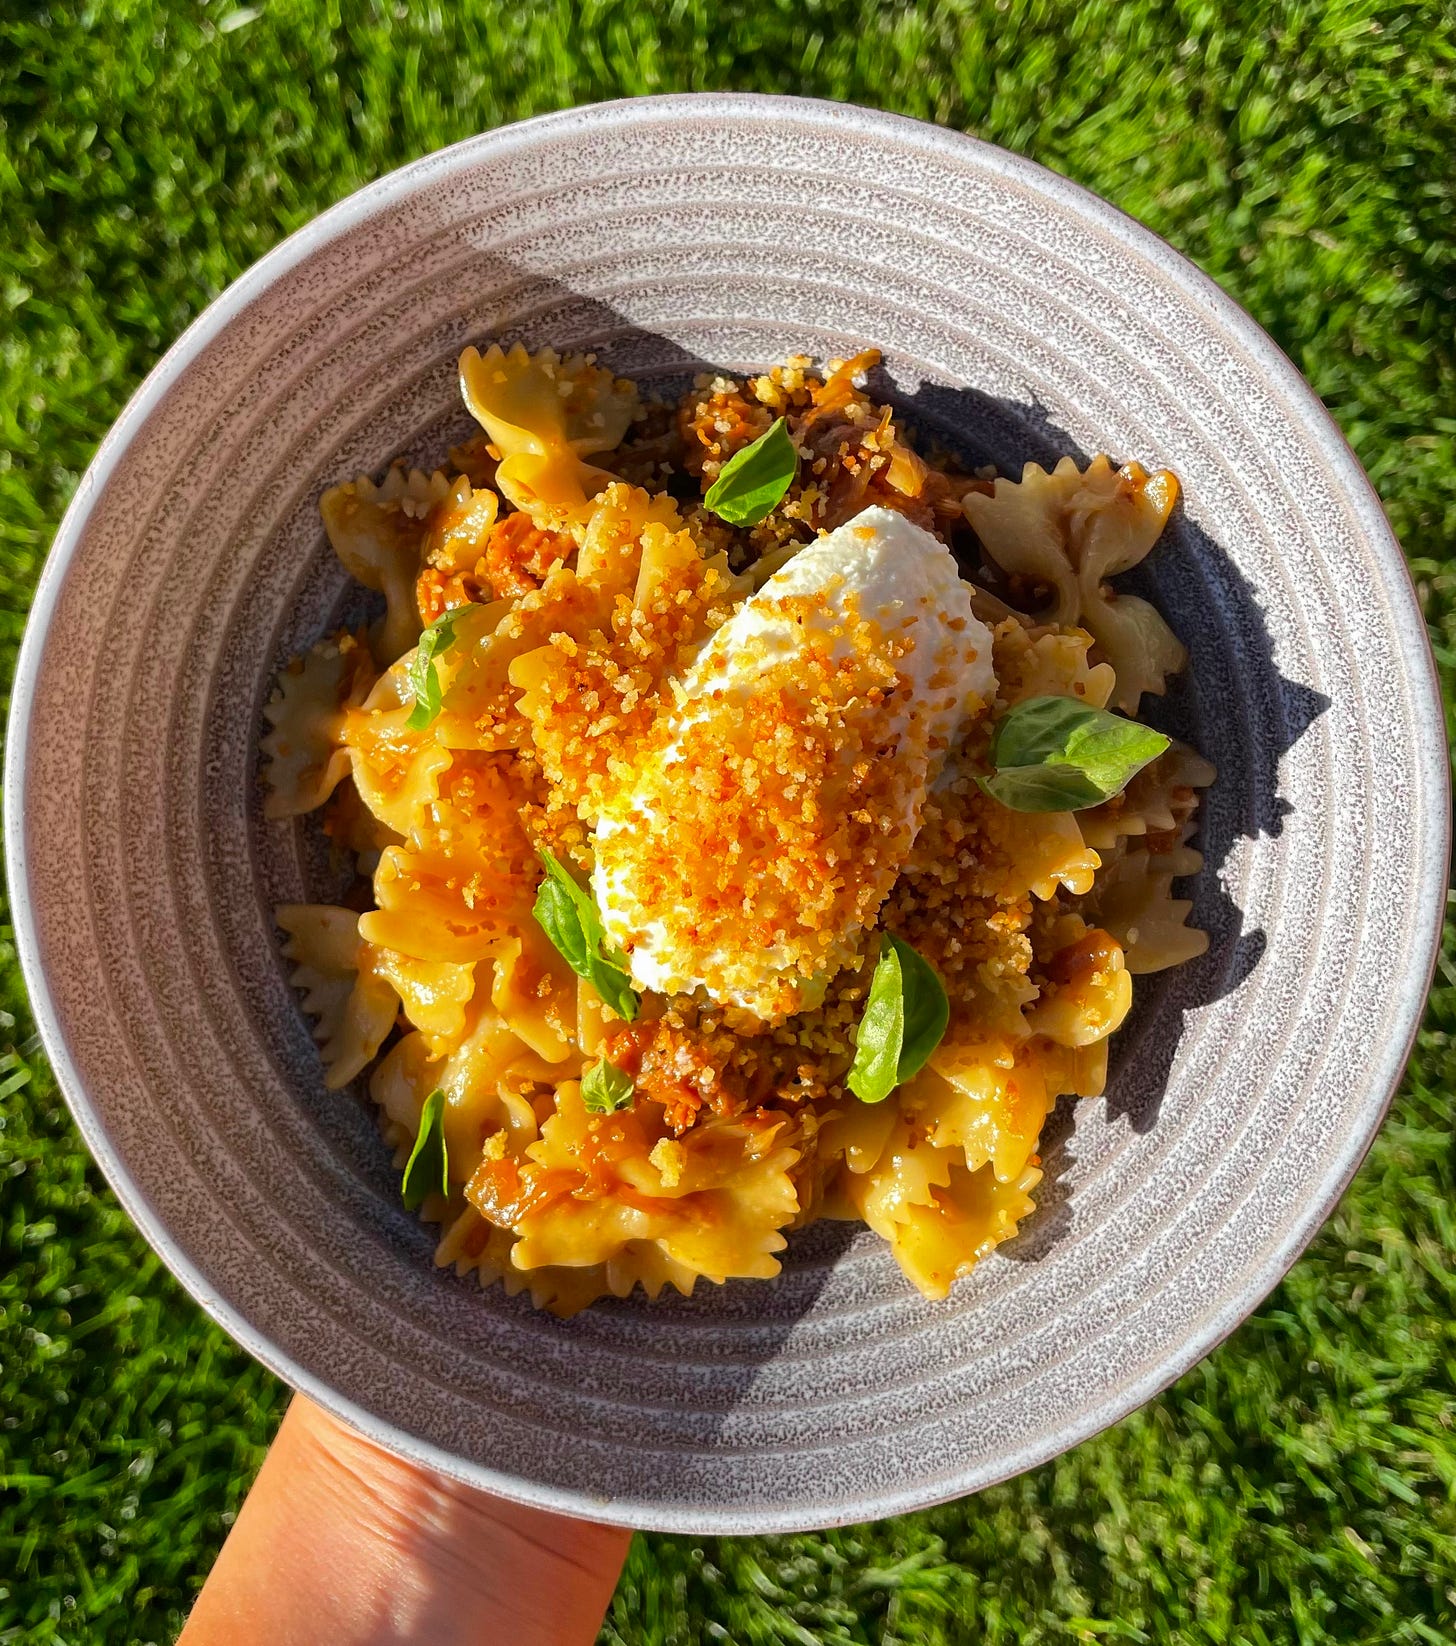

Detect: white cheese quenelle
593,506,996,1022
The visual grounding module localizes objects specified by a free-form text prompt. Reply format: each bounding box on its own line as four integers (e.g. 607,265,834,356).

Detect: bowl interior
9,95,1445,1533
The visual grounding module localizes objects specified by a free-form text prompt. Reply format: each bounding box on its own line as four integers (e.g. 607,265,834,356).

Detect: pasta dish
263,347,1212,1315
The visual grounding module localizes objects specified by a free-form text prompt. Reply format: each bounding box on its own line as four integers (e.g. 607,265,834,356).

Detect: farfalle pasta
264,347,1212,1314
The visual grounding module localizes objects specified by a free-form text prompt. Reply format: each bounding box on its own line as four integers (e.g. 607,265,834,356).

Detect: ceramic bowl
7,94,1447,1533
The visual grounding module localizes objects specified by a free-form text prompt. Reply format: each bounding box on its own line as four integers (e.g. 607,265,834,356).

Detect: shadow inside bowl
893,375,1330,1121
256,277,1330,1438
892,375,1330,1268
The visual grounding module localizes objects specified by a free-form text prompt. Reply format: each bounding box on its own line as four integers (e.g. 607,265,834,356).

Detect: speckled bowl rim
7,93,1449,1530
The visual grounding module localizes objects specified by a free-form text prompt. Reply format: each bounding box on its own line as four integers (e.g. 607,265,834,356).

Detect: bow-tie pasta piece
459,343,639,527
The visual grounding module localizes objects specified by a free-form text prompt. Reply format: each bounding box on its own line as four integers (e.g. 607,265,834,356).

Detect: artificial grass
1,0,1453,1640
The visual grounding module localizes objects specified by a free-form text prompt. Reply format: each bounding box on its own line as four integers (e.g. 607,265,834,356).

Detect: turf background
1,2,1453,1641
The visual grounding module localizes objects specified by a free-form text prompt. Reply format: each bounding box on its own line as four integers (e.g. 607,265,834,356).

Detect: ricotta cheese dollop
593,506,996,1021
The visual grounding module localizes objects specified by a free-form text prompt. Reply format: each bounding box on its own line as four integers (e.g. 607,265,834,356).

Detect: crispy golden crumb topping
593,588,916,1020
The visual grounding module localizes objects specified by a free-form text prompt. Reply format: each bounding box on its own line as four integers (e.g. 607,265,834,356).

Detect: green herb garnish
580,1058,636,1114
401,1087,449,1210
704,417,799,526
847,935,949,1104
405,605,474,731
978,695,1170,813
532,849,640,1022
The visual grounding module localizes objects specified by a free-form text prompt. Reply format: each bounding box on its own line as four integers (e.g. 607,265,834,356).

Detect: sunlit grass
1,2,1452,1640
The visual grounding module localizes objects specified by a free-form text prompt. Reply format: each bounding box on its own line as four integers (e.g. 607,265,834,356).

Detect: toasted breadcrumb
680,351,974,562
649,1137,686,1187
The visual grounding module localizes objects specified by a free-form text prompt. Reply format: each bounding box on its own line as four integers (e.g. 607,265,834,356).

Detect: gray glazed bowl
7,94,1448,1533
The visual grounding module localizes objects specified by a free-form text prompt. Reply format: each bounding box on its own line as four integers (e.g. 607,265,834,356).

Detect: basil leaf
704,417,799,526
532,850,640,1021
584,956,641,1024
847,941,905,1103
979,764,1108,812
896,940,951,1081
533,873,595,974
978,695,1169,813
406,605,474,731
580,1058,635,1114
401,1087,449,1210
848,935,949,1104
